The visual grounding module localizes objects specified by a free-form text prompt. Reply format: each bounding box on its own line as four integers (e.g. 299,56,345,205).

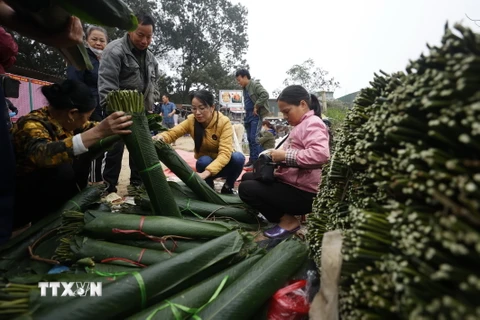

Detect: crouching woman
154,90,245,194
12,80,132,229
238,85,330,239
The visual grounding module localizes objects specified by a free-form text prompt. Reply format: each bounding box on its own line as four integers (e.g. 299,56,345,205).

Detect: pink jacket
275,110,330,194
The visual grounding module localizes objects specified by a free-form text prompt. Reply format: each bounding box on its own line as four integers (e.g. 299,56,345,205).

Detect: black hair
277,85,322,117
162,94,170,100
262,120,273,129
136,13,156,33
41,80,95,113
189,90,218,153
235,69,251,80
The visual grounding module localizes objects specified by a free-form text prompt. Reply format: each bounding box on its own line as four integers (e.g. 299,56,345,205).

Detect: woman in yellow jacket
153,90,245,194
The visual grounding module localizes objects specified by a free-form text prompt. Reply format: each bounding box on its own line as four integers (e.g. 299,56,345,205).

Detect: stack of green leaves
127,255,263,320
34,231,254,320
113,239,206,254
137,193,259,224
54,211,241,262
196,239,308,320
106,90,180,217
68,236,176,267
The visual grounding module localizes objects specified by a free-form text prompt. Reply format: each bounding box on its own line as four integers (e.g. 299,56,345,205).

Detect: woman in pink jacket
238,85,330,239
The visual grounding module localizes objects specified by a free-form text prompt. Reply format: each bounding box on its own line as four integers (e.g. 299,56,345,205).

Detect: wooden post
322,91,327,113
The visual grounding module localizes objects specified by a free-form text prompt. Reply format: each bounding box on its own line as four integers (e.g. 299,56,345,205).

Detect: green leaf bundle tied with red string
106,90,180,217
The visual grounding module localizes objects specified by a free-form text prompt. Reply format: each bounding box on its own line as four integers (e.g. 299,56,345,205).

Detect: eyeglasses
191,105,208,113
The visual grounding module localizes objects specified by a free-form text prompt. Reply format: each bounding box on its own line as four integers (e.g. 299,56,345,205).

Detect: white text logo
38,282,102,297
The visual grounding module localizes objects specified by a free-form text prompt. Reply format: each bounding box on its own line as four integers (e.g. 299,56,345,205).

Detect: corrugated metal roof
5,65,65,83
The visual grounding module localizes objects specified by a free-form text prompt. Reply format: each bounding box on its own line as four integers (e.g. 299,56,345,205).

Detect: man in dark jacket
98,13,160,193
235,69,270,168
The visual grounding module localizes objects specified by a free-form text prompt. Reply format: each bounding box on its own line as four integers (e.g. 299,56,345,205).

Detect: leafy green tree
8,0,163,79
7,0,249,102
158,0,249,102
273,58,340,97
9,32,66,78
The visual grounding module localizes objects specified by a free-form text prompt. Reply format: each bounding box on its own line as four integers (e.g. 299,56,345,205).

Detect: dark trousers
244,113,263,163
89,153,106,183
102,140,141,193
88,111,105,183
0,88,14,244
196,152,245,188
238,172,316,223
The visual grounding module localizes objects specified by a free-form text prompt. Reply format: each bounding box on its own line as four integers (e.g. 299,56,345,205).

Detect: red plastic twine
111,216,161,241
111,216,180,255
100,257,147,268
138,248,146,264
138,216,145,231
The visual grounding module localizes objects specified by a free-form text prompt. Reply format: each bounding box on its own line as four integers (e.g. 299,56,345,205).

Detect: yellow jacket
161,112,233,175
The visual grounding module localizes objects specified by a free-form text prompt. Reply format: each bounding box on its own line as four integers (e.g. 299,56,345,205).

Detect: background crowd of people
0,6,331,243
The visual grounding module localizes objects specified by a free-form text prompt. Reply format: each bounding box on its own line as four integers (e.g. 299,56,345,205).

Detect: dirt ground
117,136,195,196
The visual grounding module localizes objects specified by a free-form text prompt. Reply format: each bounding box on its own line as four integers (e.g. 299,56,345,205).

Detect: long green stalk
153,140,228,205
106,90,180,217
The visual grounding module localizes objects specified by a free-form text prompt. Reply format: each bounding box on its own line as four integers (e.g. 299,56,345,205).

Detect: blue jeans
163,122,175,129
244,112,263,163
196,152,246,188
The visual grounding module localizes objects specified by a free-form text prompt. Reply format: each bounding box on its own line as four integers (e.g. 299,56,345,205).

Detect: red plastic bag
268,280,310,320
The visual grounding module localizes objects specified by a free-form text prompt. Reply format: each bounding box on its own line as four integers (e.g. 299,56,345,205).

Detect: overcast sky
235,0,480,98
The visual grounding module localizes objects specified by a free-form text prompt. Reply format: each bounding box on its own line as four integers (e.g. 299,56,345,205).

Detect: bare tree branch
465,13,480,27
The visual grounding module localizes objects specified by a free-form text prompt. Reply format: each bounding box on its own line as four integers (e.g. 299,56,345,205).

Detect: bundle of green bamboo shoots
308,22,480,319
106,90,180,217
